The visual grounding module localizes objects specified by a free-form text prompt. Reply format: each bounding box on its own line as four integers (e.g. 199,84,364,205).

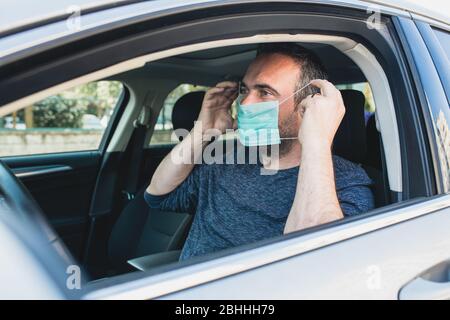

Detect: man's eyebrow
241,81,280,96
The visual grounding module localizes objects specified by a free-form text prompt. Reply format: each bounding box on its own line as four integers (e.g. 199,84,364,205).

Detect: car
2,116,26,130
0,0,449,300
81,114,105,130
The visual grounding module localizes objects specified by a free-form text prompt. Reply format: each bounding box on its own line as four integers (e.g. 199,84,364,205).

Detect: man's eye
240,87,248,94
260,90,272,97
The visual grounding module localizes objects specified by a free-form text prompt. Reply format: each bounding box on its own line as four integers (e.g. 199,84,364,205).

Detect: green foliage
33,95,84,128
68,81,123,118
363,83,376,113
1,81,124,129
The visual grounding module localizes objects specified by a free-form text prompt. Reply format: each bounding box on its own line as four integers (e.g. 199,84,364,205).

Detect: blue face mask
236,82,311,147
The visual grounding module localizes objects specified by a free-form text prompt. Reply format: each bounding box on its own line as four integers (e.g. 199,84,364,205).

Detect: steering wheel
0,159,74,263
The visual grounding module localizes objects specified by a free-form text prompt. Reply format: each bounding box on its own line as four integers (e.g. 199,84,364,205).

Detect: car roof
143,42,366,85
0,0,141,36
0,0,448,37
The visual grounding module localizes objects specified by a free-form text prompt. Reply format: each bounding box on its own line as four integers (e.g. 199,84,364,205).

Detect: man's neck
261,141,302,171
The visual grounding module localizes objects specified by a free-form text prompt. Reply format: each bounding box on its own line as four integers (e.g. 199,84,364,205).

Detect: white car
0,0,449,300
2,116,26,130
81,114,105,130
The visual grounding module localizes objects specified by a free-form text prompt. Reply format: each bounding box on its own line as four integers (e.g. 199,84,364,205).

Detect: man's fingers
232,118,237,130
223,87,239,98
299,95,313,116
216,82,239,96
309,79,337,97
205,87,228,100
208,82,238,95
206,87,225,94
215,81,238,89
300,95,313,107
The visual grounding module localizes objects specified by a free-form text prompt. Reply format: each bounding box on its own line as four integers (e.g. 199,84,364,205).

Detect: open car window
0,81,123,157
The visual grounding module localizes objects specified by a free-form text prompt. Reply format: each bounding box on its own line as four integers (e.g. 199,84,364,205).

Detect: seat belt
82,105,151,268
121,121,148,202
121,103,152,202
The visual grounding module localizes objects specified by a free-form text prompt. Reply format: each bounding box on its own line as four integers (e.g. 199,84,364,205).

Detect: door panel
0,80,125,260
162,198,450,299
2,151,101,259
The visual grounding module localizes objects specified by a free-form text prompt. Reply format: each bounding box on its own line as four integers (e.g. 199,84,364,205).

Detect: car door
153,17,450,301
1,0,448,300
77,8,448,300
0,81,127,260
155,17,450,300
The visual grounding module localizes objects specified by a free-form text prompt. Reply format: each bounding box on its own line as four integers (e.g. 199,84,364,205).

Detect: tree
1,81,123,129
33,95,84,128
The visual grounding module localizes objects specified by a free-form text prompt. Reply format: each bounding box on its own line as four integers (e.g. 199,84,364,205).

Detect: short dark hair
256,42,328,108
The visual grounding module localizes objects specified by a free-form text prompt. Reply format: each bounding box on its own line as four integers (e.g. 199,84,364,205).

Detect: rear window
149,83,209,146
433,28,450,61
336,82,375,123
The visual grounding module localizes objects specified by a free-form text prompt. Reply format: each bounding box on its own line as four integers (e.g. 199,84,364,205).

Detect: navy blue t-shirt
145,153,374,261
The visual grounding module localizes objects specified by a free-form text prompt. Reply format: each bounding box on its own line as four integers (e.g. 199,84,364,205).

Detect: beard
264,114,299,159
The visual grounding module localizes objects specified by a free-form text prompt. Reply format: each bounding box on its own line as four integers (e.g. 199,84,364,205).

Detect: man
145,43,374,261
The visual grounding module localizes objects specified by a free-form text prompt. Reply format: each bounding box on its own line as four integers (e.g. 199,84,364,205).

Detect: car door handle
13,165,72,178
399,261,450,300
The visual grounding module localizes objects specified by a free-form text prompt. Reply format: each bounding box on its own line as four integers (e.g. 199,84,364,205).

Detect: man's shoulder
332,155,373,188
332,154,361,172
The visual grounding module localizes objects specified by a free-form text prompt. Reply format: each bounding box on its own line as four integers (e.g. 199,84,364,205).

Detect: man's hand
285,79,345,234
148,81,237,196
298,79,345,148
197,81,238,134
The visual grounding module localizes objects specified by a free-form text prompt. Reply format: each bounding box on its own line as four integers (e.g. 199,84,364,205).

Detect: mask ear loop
238,80,244,97
279,81,312,105
279,81,313,141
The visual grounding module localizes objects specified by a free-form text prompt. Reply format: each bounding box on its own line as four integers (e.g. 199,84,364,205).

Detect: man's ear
295,103,304,118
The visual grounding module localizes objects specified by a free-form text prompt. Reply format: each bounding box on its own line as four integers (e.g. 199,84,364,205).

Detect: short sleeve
144,164,206,214
333,156,375,217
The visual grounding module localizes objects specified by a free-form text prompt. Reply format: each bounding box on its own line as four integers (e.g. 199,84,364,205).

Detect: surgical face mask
236,82,311,147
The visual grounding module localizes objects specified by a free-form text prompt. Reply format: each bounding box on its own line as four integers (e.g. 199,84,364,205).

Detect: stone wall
0,129,103,156
0,129,176,157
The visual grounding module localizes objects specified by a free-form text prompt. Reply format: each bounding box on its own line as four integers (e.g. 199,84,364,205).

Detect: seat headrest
332,89,367,163
170,89,366,163
171,91,205,136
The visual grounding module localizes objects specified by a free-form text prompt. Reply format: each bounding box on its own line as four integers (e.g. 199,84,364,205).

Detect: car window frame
78,19,439,298
81,31,435,300
97,83,130,154
416,23,450,105
395,17,450,194
0,2,440,299
0,5,432,201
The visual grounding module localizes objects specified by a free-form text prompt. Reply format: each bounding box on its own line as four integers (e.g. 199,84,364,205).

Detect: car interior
1,40,394,282
91,42,392,277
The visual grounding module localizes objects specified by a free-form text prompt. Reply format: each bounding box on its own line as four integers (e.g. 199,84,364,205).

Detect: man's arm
146,122,208,196
284,80,346,234
147,81,238,196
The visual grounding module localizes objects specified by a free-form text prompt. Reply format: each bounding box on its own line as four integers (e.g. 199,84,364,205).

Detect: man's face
240,53,302,151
